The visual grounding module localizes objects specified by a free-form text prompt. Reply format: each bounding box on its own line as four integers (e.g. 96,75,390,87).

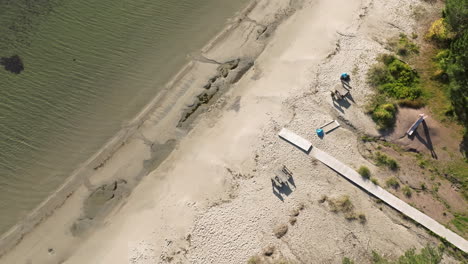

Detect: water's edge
0,0,258,255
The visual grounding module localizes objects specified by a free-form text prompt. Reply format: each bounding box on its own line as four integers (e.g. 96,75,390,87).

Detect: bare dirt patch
386,107,463,161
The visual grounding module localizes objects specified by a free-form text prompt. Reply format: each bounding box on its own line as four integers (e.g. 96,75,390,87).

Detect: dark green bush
443,0,468,155
358,166,371,179
368,56,421,99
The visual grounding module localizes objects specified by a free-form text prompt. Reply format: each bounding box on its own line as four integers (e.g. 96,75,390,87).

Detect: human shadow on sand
413,120,437,159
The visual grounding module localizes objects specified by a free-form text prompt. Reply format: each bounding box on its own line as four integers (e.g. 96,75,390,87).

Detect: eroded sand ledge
1,0,459,263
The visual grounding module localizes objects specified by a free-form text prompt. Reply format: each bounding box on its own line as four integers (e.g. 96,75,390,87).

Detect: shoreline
0,0,259,256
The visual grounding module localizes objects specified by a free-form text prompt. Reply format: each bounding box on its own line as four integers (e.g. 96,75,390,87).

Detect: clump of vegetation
371,103,398,130
388,33,420,56
368,55,422,100
327,195,365,223
374,152,399,170
367,54,423,129
371,245,443,264
361,135,377,142
420,183,427,191
435,0,468,156
342,257,355,264
273,223,288,238
432,49,451,82
402,185,412,198
329,195,354,213
425,18,454,44
386,177,400,189
371,177,379,185
358,166,371,179
397,98,425,108
451,213,467,234
344,212,358,221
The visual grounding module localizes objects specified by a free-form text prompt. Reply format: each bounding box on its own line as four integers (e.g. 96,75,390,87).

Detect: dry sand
0,0,461,263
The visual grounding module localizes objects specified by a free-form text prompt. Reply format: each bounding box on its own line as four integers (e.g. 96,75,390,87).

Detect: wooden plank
310,147,468,252
407,114,427,136
278,128,312,152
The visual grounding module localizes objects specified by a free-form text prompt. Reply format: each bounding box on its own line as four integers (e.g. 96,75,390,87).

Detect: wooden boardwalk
310,147,468,252
278,128,312,152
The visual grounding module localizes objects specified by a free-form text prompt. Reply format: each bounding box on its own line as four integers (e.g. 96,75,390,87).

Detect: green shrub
403,185,412,197
358,166,371,179
366,55,423,129
421,183,427,190
387,158,399,170
371,177,379,185
386,177,400,189
342,257,355,264
434,49,450,71
374,152,399,170
372,103,397,129
379,83,422,100
368,55,421,100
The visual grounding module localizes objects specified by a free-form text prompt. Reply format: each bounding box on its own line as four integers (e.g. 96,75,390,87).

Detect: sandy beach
0,0,464,263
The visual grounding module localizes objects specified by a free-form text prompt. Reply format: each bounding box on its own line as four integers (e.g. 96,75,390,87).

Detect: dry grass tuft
328,195,354,213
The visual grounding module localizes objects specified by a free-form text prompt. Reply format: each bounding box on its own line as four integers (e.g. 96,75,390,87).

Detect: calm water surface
0,0,247,234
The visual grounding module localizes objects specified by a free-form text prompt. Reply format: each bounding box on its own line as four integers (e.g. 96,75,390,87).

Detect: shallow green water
0,0,247,234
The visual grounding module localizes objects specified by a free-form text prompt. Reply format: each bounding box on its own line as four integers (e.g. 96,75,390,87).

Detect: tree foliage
445,0,468,33
443,0,468,155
